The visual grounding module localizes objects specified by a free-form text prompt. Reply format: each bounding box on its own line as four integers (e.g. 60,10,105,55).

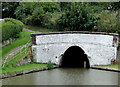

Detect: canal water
2,68,118,85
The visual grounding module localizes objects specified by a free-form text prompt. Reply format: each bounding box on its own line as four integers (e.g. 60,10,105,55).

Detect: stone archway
60,46,90,68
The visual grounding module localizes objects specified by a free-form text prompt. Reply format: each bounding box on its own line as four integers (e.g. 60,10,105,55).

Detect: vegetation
1,18,24,42
12,2,120,33
1,30,33,58
93,63,118,69
57,3,98,31
2,2,19,18
2,46,30,68
0,63,47,74
3,2,120,33
0,27,55,74
97,11,120,33
15,2,60,26
1,2,120,75
47,61,54,70
24,25,57,33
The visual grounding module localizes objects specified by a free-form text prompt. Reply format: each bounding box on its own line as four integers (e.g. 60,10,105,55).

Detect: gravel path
24,28,35,32
24,28,42,33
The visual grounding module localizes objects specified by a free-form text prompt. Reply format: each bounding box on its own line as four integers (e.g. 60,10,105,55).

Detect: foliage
97,11,120,33
2,2,19,18
15,2,60,26
2,18,24,41
2,22,16,41
4,18,24,32
1,30,33,58
3,2,119,33
40,2,60,12
41,12,62,29
1,63,47,74
47,61,54,69
24,25,57,33
112,2,120,10
56,3,98,31
15,2,34,21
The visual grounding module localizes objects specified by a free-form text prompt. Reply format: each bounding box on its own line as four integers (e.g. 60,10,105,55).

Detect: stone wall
31,32,119,66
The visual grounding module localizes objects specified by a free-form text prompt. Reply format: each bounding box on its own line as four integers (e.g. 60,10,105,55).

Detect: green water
2,68,118,85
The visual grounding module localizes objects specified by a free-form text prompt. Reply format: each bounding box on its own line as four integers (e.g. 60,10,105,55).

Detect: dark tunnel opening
60,46,90,68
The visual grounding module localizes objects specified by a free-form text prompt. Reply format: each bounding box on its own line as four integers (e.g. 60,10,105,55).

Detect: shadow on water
60,46,90,68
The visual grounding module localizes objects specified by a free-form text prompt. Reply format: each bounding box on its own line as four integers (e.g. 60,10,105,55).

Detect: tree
2,2,19,18
112,2,120,10
57,2,98,31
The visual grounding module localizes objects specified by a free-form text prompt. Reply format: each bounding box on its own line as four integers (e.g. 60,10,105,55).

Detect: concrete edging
0,66,59,79
91,66,120,72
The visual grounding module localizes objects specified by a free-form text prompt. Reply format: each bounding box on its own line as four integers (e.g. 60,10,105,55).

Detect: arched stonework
31,31,119,66
59,46,90,68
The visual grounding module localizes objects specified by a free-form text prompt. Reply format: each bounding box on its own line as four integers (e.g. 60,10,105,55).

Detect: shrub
47,61,54,70
97,11,120,33
4,18,24,32
41,12,62,29
23,15,33,25
2,18,24,42
2,22,16,41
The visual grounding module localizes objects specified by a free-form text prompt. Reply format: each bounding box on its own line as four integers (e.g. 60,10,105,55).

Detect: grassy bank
1,26,55,75
1,25,56,58
93,63,119,69
0,63,47,74
1,30,34,59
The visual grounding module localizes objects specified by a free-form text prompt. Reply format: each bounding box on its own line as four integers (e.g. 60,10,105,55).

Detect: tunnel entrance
60,46,90,68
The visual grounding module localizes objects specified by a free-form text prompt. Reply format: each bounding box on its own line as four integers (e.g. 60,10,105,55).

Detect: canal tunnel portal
31,31,119,66
60,46,90,68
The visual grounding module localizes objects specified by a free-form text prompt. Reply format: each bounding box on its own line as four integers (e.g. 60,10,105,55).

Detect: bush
47,61,54,70
2,18,24,42
2,22,16,41
41,12,62,29
4,18,24,32
97,11,120,33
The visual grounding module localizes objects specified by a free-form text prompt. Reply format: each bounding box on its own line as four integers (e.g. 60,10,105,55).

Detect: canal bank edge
91,66,120,72
0,66,120,79
0,66,59,79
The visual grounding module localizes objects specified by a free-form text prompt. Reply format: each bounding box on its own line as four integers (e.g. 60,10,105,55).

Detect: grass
0,63,47,74
3,46,30,68
0,26,55,75
0,44,48,74
1,25,57,59
24,25,57,33
1,30,34,59
93,63,119,69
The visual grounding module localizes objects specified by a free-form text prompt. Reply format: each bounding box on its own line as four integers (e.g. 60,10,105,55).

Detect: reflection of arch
60,46,90,68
